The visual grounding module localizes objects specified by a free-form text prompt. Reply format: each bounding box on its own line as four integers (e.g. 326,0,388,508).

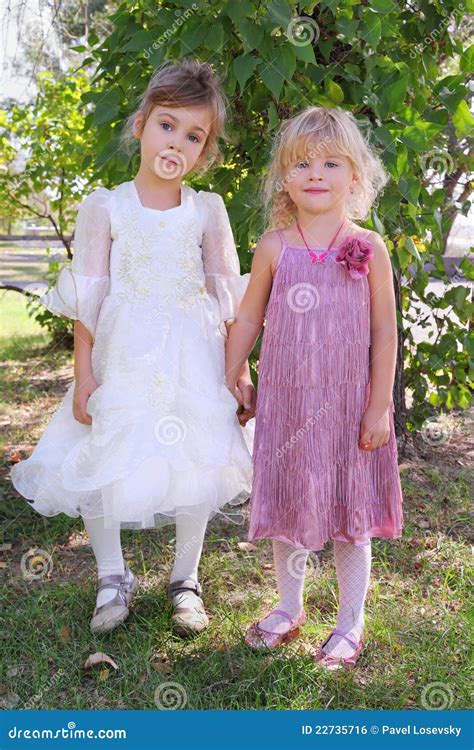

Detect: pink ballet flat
314,627,365,671
245,608,306,650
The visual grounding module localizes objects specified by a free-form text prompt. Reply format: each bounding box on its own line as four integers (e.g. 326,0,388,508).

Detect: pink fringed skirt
248,233,404,550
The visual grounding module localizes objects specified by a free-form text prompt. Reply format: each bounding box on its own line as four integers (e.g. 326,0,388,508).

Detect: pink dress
247,226,404,551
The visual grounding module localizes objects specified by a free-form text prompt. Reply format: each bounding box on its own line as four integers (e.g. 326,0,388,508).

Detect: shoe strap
96,564,129,589
169,578,202,596
261,608,294,624
329,627,360,650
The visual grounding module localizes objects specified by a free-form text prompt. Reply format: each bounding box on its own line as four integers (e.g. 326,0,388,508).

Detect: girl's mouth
304,188,329,194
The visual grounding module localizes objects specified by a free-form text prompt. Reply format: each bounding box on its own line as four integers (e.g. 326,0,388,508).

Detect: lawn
0,293,472,711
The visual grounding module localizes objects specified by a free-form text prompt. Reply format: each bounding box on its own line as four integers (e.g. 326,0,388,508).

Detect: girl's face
134,104,213,181
282,144,358,215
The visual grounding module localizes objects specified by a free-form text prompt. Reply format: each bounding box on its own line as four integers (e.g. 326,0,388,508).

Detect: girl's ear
132,112,144,139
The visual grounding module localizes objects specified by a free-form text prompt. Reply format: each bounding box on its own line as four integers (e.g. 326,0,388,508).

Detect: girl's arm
38,188,111,425
225,232,278,401
359,233,398,451
73,321,98,426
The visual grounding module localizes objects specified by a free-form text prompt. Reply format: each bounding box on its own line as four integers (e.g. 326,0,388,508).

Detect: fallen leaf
58,626,71,644
237,542,257,552
0,543,12,552
0,690,20,709
99,668,110,682
10,452,21,464
83,652,119,671
0,562,7,569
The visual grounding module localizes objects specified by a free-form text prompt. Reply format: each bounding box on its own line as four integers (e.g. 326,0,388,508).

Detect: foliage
0,71,95,256
3,0,473,433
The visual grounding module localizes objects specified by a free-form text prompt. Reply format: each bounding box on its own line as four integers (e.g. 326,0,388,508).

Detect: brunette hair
121,58,228,173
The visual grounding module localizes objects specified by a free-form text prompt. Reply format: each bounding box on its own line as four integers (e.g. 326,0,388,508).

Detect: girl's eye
161,122,172,131
326,161,338,167
188,134,199,143
297,160,309,169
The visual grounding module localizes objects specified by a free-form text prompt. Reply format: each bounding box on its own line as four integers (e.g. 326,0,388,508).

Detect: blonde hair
262,106,389,230
121,58,228,174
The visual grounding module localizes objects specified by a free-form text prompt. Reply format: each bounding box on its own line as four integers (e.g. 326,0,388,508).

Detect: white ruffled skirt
10,291,254,530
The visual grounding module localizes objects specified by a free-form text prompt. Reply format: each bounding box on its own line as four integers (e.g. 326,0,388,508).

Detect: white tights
83,504,210,610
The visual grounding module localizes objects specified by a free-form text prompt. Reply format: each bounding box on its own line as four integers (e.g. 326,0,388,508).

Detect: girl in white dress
11,59,255,635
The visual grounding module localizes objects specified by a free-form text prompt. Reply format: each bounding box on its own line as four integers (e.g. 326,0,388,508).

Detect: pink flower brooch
335,236,374,280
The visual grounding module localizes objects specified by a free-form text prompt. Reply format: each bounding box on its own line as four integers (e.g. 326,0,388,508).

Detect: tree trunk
392,270,408,454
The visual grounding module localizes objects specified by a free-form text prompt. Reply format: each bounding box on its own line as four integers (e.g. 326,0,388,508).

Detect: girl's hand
73,374,98,425
236,374,257,426
359,405,390,451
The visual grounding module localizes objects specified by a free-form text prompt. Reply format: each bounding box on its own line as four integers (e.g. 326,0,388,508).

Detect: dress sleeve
39,187,111,339
198,191,250,337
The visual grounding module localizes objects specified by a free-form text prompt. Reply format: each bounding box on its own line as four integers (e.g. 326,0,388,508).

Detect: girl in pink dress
225,106,404,670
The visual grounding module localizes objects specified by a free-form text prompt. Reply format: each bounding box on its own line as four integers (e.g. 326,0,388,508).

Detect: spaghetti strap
276,228,286,248
274,229,288,274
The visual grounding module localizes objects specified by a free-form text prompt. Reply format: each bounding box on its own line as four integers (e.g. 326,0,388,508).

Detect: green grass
0,242,65,285
0,294,472,711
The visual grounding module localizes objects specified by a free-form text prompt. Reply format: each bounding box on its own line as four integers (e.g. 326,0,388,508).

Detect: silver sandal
90,563,139,634
169,578,209,636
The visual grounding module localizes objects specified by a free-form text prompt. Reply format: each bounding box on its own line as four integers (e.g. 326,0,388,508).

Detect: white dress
11,180,254,530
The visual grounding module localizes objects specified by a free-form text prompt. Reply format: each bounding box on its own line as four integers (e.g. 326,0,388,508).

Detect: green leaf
260,62,285,100
121,30,155,51
379,71,410,116
233,54,260,93
224,0,253,23
267,0,293,27
293,43,317,65
276,44,297,82
238,19,264,49
360,11,381,49
325,79,344,104
203,22,224,51
452,99,474,138
267,102,279,130
398,176,420,206
405,237,421,262
460,44,474,73
367,0,394,12
399,121,443,151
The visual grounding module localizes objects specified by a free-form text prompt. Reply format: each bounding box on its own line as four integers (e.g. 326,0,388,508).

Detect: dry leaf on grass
237,542,258,552
148,652,173,674
58,626,71,644
83,652,119,671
